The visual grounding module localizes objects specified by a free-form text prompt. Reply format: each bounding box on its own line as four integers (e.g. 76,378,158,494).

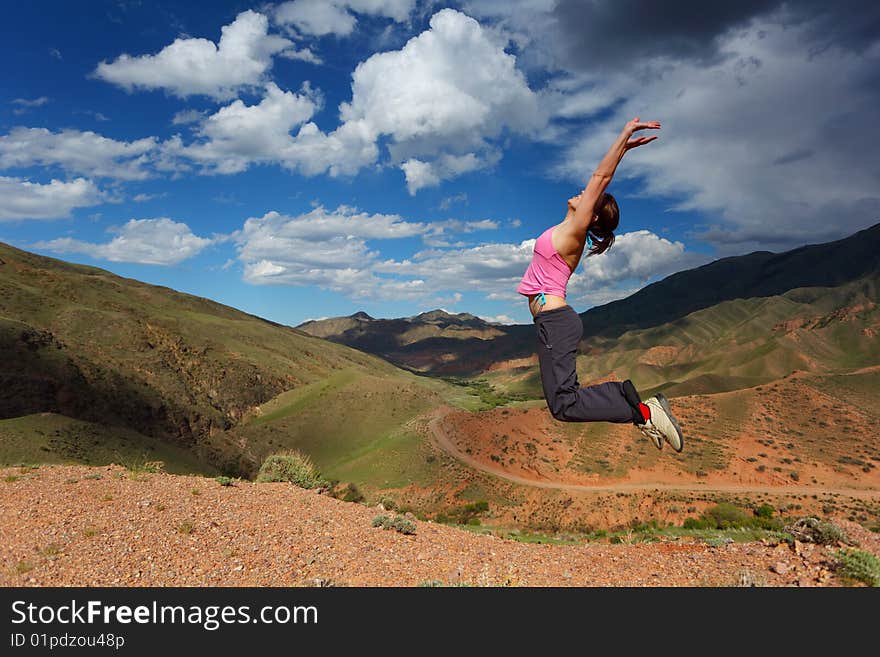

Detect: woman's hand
623,116,660,150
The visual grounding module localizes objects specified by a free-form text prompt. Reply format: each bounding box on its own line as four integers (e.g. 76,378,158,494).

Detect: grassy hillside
0,242,479,475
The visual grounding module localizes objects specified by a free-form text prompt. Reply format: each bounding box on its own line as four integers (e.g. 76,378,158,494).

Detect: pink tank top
517,226,574,298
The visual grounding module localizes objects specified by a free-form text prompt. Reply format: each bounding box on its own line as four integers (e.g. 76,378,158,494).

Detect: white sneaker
638,393,684,452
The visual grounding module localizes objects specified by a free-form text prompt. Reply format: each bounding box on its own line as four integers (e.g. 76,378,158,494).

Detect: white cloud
173,82,322,174
237,206,426,288
132,192,166,202
11,97,50,115
439,192,469,210
94,10,292,100
480,313,515,325
164,10,544,191
273,0,415,37
0,127,156,180
278,47,323,64
566,230,708,306
36,218,213,265
236,205,504,297
341,9,545,186
0,177,105,221
171,109,206,125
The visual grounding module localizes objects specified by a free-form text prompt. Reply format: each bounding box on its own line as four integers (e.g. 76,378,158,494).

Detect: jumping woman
517,117,684,452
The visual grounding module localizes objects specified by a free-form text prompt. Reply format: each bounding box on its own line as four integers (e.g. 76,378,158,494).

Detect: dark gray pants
534,305,642,424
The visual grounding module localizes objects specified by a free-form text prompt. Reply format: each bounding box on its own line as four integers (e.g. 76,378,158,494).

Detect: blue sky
1,0,878,325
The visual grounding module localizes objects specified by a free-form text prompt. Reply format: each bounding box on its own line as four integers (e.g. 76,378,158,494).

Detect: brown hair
588,192,618,256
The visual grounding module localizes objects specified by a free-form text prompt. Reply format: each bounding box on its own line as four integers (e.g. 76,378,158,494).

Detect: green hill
0,242,480,476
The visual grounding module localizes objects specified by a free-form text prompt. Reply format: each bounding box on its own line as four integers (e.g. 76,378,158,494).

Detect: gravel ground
2,465,875,587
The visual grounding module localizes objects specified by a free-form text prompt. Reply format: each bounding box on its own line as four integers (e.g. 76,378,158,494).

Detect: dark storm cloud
551,0,880,71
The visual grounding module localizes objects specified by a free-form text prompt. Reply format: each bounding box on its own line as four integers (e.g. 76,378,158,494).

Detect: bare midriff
526,292,568,318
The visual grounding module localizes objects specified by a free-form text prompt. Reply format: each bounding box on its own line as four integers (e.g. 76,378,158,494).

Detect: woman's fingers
626,135,658,149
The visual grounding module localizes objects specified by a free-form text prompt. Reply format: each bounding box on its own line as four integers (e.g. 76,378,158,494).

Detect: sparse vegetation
14,561,33,575
340,483,364,503
41,543,62,557
215,476,235,487
682,503,783,531
176,521,194,535
256,451,327,489
377,495,397,511
372,514,416,535
435,500,489,526
785,517,851,545
834,549,880,586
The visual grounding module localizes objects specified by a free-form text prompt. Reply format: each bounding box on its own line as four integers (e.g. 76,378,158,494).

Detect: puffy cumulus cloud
341,9,545,188
0,177,106,221
552,17,880,252
94,10,291,100
235,205,512,298
174,82,321,174
36,218,213,265
273,0,415,37
164,10,543,189
566,230,709,305
236,206,427,294
0,127,156,181
402,152,498,194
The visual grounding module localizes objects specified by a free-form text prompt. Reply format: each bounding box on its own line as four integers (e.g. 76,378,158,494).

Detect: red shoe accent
639,402,651,423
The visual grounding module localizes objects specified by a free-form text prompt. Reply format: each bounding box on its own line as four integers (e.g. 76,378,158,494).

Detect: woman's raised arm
571,117,661,230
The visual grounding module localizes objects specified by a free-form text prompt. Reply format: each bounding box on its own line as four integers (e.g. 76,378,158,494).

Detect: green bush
834,549,880,586
256,451,326,489
378,495,397,511
703,503,751,529
785,517,850,546
681,503,782,531
215,476,235,487
371,514,416,535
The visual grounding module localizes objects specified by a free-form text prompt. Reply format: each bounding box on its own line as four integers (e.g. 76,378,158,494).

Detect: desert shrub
683,517,711,530
378,495,397,511
785,517,850,546
703,503,751,529
834,549,880,586
256,451,326,489
372,514,416,535
682,503,782,531
341,483,364,503
215,476,235,487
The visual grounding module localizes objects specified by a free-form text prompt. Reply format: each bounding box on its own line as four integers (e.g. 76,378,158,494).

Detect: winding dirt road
427,409,880,500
